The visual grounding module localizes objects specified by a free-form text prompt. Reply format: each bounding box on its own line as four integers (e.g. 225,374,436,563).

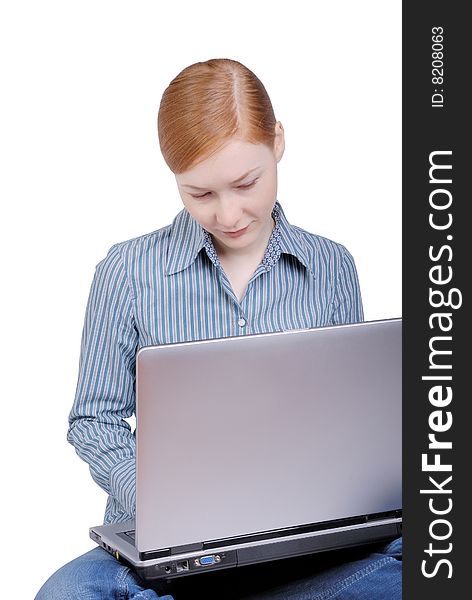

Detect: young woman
36,58,401,599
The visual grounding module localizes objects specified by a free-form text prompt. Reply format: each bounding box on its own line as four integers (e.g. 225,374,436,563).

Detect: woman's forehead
177,140,271,187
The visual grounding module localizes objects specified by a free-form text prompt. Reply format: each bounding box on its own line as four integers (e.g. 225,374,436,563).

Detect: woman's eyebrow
180,167,261,190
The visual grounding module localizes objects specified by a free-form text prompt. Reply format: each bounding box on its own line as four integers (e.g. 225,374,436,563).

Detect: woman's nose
215,197,243,229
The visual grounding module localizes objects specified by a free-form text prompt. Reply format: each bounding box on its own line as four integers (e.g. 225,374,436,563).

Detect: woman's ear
274,121,285,163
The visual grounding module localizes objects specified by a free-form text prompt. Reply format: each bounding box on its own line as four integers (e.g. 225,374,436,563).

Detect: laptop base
91,516,401,581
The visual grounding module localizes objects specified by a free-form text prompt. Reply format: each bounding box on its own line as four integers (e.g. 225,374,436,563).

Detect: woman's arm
331,246,364,325
67,243,138,520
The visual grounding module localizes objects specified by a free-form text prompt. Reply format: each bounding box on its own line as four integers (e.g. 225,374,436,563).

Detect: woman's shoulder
98,222,173,267
288,223,353,265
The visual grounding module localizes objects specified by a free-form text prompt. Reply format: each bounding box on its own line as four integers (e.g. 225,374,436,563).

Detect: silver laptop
90,318,402,581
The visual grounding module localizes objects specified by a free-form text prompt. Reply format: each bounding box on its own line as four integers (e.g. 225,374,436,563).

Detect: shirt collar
274,202,314,276
166,206,206,275
166,200,314,277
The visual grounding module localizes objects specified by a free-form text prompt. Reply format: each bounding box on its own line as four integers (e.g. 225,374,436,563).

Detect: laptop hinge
170,542,203,555
138,547,172,560
201,510,402,550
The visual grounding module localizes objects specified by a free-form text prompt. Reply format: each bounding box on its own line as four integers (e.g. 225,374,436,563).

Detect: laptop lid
136,318,401,554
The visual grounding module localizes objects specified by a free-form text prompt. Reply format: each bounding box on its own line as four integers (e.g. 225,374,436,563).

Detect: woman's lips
223,225,249,238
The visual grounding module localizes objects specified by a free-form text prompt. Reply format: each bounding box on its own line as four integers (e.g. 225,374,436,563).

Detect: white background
0,1,401,597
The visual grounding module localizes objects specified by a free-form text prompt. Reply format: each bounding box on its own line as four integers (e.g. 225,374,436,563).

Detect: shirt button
238,317,247,327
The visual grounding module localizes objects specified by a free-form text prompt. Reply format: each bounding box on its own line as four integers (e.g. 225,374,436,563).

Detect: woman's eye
190,179,257,199
238,179,257,190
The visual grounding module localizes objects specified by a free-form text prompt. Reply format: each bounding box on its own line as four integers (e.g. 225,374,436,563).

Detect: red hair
158,58,277,174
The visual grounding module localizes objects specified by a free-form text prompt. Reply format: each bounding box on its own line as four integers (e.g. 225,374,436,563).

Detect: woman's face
175,123,285,259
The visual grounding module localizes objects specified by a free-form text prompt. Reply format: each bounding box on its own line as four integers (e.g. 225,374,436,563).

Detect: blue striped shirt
67,200,364,524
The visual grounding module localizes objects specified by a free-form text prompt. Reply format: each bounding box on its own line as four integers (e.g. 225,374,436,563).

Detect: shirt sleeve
67,243,138,520
331,246,364,325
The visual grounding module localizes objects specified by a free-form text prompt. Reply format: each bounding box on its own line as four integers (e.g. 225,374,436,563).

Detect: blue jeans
35,536,402,599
